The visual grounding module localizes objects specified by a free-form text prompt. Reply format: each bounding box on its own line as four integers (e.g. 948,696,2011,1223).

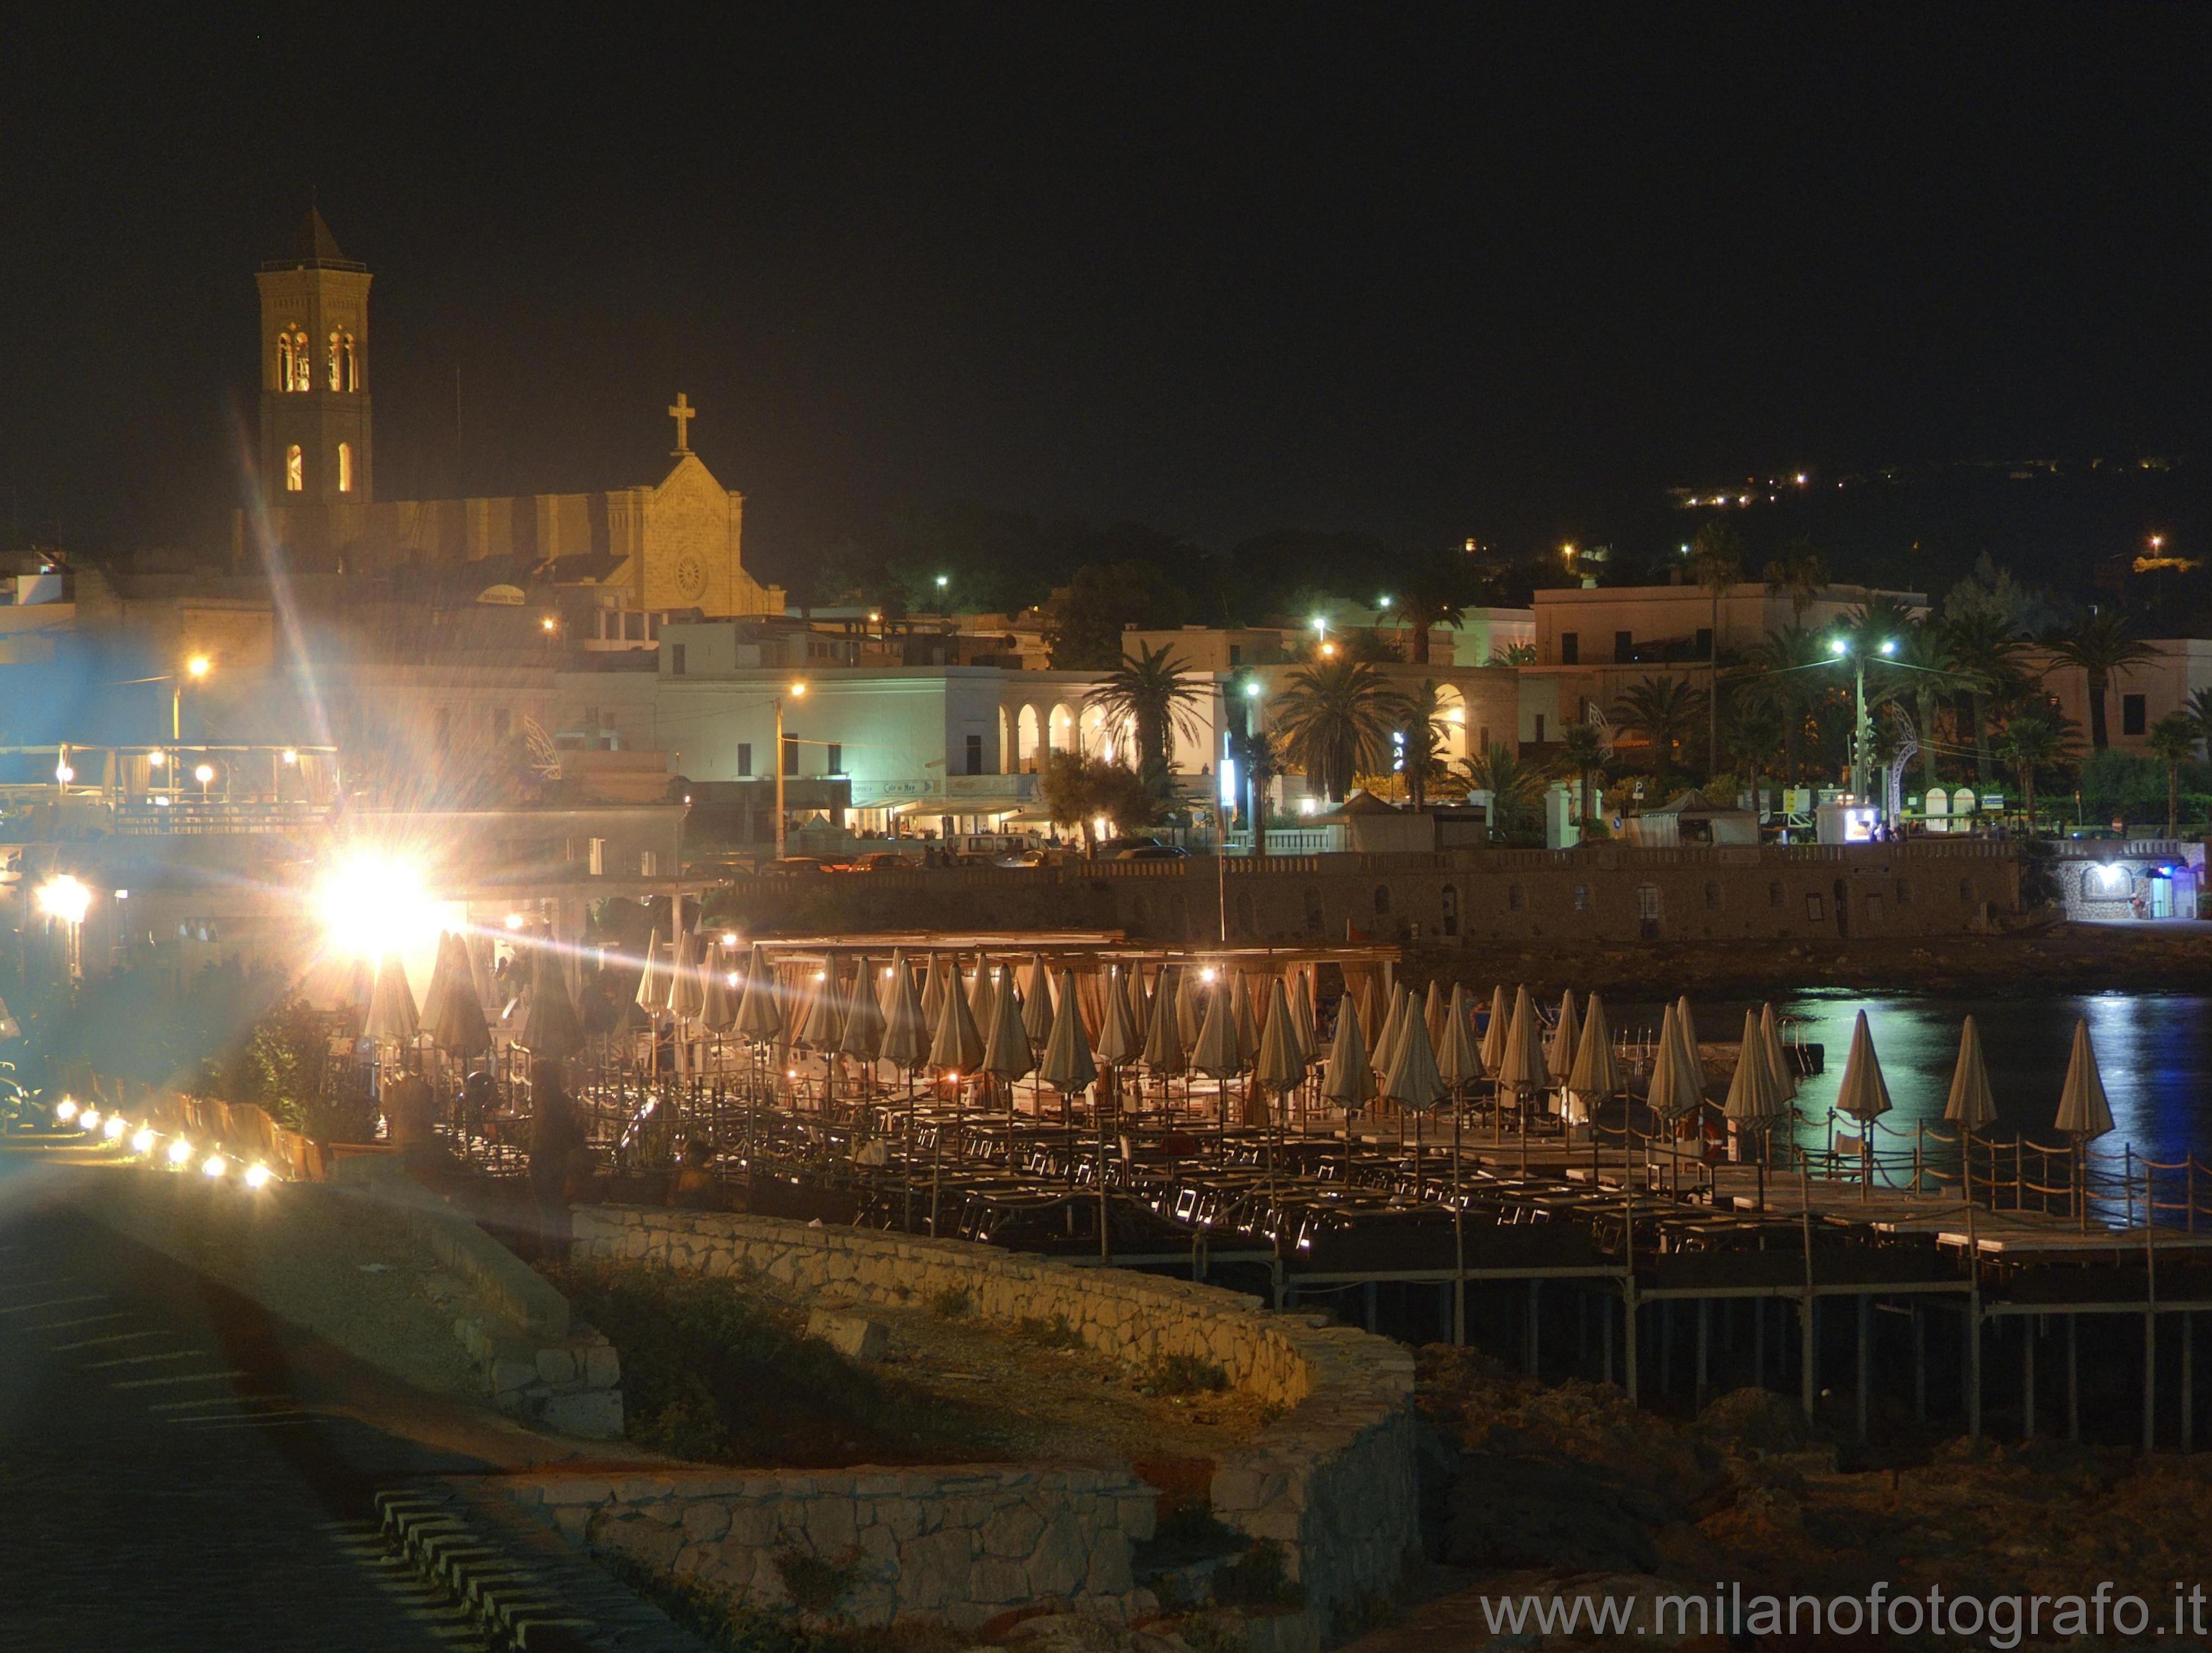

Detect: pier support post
1526,1280,1541,1378
1753,1297,1766,1391
1660,1299,1674,1396
2145,1310,2159,1454
1801,1296,1817,1421
1856,1295,1871,1443
1602,1292,1615,1387
2067,1315,2080,1442
1696,1299,1711,1412
2023,1317,2036,1441
1625,1296,1640,1406
1578,1291,1589,1370
1967,1305,1983,1441
1912,1304,1926,1425
2184,1312,2195,1454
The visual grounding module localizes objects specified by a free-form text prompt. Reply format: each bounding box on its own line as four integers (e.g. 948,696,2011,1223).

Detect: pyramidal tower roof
263,204,368,273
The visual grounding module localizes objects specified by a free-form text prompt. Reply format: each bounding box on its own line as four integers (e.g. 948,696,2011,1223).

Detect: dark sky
4,5,2208,587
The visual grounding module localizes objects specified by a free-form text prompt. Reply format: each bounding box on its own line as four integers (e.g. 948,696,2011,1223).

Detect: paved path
0,1194,488,1652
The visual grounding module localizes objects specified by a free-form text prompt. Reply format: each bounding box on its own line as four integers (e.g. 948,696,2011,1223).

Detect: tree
2047,610,2159,750
1887,622,1967,798
1761,537,1831,620
1229,725,1280,842
1083,642,1205,784
1463,743,1545,840
2146,712,2201,837
1740,624,1828,786
1610,675,1709,788
1038,751,1157,854
1273,657,1395,804
1393,560,1469,666
1993,704,2080,831
1385,680,1456,810
1044,560,1191,669
1689,520,1745,770
1486,642,1537,666
2190,687,2212,761
1939,609,2036,787
1555,720,1609,834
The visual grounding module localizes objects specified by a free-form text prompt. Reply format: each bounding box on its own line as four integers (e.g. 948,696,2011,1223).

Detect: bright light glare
103,1115,127,1139
36,875,91,924
131,1128,156,1153
316,848,439,959
1242,680,1262,698
193,763,215,784
79,1110,101,1131
1879,639,1897,656
722,931,738,946
1200,967,1217,983
1828,637,1849,656
788,681,808,698
202,1156,226,1179
54,1098,78,1121
149,751,167,768
53,763,74,783
281,748,299,764
503,912,525,930
167,1139,193,1165
244,1163,272,1189
186,655,211,679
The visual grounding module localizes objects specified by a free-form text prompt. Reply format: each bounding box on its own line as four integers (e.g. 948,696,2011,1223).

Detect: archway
1016,705,1042,771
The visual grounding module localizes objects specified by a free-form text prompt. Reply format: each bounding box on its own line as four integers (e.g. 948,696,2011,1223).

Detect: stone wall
712,840,2022,946
495,1465,1157,1631
569,1207,1419,1621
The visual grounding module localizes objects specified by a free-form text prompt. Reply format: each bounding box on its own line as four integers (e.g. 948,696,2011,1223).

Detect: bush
1014,1313,1085,1350
1145,1353,1229,1397
923,1284,971,1319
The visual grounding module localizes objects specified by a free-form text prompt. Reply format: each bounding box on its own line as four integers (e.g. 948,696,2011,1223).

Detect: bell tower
255,206,372,511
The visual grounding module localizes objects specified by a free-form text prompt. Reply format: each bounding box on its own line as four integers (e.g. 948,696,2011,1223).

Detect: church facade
237,211,784,624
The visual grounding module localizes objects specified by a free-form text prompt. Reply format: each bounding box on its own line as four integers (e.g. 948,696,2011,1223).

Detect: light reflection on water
1614,990,2212,1167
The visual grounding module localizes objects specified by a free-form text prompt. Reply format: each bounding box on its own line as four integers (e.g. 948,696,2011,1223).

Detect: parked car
846,852,915,871
994,848,1050,868
1116,843,1189,861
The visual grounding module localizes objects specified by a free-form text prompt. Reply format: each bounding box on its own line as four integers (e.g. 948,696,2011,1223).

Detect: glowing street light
315,847,440,959
167,1138,193,1166
171,655,212,739
1827,633,1897,802
35,874,91,926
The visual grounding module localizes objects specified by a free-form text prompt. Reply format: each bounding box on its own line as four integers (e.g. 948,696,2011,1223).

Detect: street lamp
775,681,807,862
34,873,91,979
1828,634,1897,804
175,655,210,741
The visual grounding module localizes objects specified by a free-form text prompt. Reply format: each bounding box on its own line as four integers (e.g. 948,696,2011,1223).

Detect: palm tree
1993,704,2080,832
1273,657,1395,804
1761,537,1831,620
1689,519,1745,770
2190,686,2212,758
1887,622,1967,799
1556,719,1608,834
1463,743,1545,840
2146,712,2200,837
2046,610,2158,750
1740,624,1827,786
1722,702,1783,823
1386,680,1456,810
1230,725,1281,843
1395,561,1469,667
1940,610,2035,788
1085,643,1206,782
1610,675,1709,790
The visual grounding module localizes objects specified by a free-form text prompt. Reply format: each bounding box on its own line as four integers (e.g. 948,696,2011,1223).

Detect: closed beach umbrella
1125,963,1149,1043
1022,954,1056,1047
840,957,886,1062
879,958,928,1070
967,957,997,1037
878,948,910,1021
920,953,947,1034
1230,972,1260,1066
669,927,708,1023
1546,989,1580,1085
1191,979,1242,1080
421,933,455,1039
799,963,845,1050
1566,991,1620,1117
1320,996,1373,1109
1760,1002,1799,1103
734,943,785,1043
634,927,670,1013
1371,985,1409,1080
983,966,1036,1082
366,952,418,1045
1481,984,1511,1073
1423,980,1447,1053
1723,1009,1785,1125
1675,996,1702,1067
1943,1014,1998,1132
1437,983,1484,1090
1494,985,1547,1094
1644,1004,1699,1117
1355,980,1381,1046
928,966,985,1074
429,933,491,1056
1833,1010,1894,1126
1176,967,1206,1050
1381,993,1446,1112
1255,978,1308,1097
1037,970,1098,1095
1096,965,1140,1068
1143,969,1187,1074
517,941,584,1059
2054,1016,2114,1140
700,943,740,1034
1289,971,1319,1064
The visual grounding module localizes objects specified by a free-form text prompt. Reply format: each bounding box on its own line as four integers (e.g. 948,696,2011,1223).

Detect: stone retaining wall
570,1207,1418,1619
495,1465,1157,1631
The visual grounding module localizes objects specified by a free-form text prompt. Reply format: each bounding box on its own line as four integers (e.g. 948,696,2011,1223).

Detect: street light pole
171,653,211,741
774,681,806,862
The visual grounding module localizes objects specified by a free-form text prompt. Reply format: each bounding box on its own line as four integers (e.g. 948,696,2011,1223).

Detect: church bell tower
255,207,373,511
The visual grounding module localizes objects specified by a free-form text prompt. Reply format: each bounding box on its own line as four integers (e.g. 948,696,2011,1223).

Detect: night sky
4,6,2208,588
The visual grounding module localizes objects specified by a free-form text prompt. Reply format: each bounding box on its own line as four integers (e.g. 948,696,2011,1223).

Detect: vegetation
2045,610,2158,750
1391,558,1470,666
1555,720,1608,834
1083,642,1206,783
1036,751,1157,853
1143,1352,1229,1397
2145,713,2201,836
1272,657,1394,803
1385,679,1457,810
1993,704,2080,825
1464,743,1545,840
1609,675,1708,788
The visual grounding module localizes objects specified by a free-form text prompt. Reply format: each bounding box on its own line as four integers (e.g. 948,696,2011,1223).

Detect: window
1704,880,1720,910
1441,884,1459,937
1864,893,1884,927
1613,630,1633,663
1805,893,1826,921
587,838,605,877
1507,882,1524,911
285,444,303,492
1533,713,1546,743
965,733,984,775
337,441,353,493
2123,694,2147,736
278,327,310,392
826,743,843,775
1636,884,1661,920
1573,882,1589,912
1372,884,1391,916
781,736,799,776
1560,631,1579,665
328,331,356,392
639,849,658,878
736,742,753,777
1696,626,1713,658
1769,880,1783,908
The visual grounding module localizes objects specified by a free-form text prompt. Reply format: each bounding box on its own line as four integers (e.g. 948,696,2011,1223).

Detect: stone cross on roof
668,392,696,455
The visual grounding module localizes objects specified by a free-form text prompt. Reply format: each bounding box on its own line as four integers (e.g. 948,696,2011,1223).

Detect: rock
805,1307,889,1360
541,1388,624,1440
1693,1386,1815,1457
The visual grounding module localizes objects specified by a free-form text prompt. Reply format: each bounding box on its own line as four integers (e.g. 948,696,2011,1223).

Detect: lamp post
173,654,210,741
774,681,807,862
1827,634,1897,807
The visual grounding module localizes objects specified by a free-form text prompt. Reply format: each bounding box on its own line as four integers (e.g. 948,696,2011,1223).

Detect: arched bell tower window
277,330,297,391
328,330,357,392
279,327,311,391
337,442,353,493
285,445,304,492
